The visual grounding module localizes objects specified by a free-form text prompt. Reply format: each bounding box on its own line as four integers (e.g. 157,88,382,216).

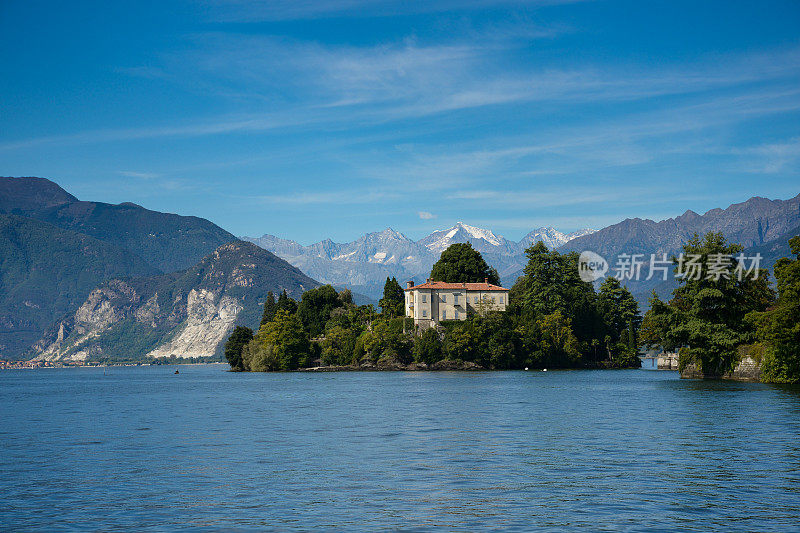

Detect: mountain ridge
0,213,161,357
244,221,595,298
246,193,800,302
0,176,238,273
30,241,319,362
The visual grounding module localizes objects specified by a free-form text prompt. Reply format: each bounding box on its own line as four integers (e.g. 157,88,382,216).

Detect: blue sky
1,0,799,244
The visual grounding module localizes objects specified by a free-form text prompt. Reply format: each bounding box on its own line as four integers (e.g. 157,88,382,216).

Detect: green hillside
31,241,319,362
0,214,160,358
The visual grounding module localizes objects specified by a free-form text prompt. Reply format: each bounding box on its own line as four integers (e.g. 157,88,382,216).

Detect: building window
500,296,504,304
441,294,446,303
442,310,447,320
474,296,479,303
422,294,427,303
422,309,427,318
454,293,459,304
454,310,459,319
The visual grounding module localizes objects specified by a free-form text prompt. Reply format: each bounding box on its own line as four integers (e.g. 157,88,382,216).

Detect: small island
642,234,800,384
224,242,644,372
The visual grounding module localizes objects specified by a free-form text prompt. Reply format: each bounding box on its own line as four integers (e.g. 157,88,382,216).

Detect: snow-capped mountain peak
244,223,595,299
455,221,501,246
421,222,506,253
519,227,595,249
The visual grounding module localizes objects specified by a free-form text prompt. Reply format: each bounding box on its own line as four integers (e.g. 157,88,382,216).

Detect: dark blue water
2,366,799,531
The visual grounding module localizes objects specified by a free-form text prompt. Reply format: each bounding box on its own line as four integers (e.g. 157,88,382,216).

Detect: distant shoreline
0,361,228,370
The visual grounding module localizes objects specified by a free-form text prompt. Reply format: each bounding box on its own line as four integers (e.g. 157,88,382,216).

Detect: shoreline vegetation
642,234,800,384
225,242,645,373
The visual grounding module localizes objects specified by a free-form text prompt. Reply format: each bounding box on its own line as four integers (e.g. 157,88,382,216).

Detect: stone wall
657,352,679,370
680,355,762,382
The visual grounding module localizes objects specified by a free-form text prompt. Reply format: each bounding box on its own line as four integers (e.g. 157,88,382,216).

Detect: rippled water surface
2,366,800,531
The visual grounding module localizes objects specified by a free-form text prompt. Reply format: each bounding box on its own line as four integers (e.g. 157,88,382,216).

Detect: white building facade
404,278,509,328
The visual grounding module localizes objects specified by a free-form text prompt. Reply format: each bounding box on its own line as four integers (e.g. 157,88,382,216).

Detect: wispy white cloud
732,136,800,173
118,170,160,179
4,36,799,154
243,189,399,206
418,211,437,219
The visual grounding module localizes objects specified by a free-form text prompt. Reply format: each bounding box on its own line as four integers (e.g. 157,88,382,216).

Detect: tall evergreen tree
513,241,603,349
260,291,277,326
276,289,298,314
597,277,641,346
379,277,404,317
430,243,500,285
224,326,253,371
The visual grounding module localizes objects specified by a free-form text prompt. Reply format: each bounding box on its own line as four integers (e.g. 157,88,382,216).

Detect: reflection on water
1,366,799,531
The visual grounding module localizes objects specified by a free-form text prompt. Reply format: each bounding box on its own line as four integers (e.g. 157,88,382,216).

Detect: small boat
174,369,179,374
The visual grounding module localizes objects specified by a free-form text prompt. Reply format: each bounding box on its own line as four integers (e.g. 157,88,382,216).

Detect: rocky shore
680,354,762,382
300,359,484,372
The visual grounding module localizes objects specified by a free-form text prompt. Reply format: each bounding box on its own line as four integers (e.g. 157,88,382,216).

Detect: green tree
321,325,360,366
297,284,341,337
224,326,253,371
512,241,604,354
536,311,582,368
276,289,298,314
379,277,404,317
338,288,354,307
260,291,277,326
369,318,413,364
243,339,279,372
443,320,479,362
597,277,642,362
474,312,520,369
643,233,773,375
252,309,310,370
413,328,444,365
430,243,500,285
750,236,800,383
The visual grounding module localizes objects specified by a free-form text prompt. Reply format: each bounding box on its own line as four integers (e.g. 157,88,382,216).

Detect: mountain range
0,177,319,360
246,194,800,304
244,222,595,299
1,175,798,362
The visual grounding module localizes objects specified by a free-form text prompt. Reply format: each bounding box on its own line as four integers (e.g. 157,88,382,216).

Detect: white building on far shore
404,278,509,328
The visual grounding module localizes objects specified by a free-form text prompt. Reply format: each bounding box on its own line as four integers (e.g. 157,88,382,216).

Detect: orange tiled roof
404,280,508,291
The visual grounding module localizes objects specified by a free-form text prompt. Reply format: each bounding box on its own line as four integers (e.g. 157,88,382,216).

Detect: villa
404,278,509,328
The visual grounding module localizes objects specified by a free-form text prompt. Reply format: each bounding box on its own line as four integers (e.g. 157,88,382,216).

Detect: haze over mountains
244,222,595,299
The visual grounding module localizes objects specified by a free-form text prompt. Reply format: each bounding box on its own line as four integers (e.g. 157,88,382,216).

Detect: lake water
1,366,799,531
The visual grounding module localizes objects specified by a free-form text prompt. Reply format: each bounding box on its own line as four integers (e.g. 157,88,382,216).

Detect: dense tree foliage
225,241,646,372
641,233,774,376
749,236,800,383
413,328,444,365
597,277,642,365
224,326,253,371
430,243,500,285
379,277,404,317
297,284,342,337
242,309,311,371
276,289,298,315
260,291,276,326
